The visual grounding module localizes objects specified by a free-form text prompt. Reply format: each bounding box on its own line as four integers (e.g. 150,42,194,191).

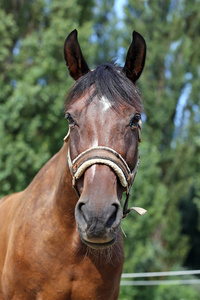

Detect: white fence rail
121,270,200,286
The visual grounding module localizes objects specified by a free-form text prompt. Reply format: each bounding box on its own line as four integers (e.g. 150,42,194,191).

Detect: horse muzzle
75,190,123,249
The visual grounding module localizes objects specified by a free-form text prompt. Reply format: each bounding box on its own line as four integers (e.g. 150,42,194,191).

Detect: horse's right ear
64,29,90,80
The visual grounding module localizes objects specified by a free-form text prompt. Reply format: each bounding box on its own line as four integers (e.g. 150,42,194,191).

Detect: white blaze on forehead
87,96,113,150
100,95,112,111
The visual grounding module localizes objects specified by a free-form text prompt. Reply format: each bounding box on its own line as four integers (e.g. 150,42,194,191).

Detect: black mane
65,63,143,113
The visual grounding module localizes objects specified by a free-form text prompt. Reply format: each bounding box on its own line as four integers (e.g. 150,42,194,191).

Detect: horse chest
34,264,119,300
2,230,122,300
6,261,121,300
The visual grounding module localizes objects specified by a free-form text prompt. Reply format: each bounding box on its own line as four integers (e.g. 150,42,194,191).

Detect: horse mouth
81,236,117,250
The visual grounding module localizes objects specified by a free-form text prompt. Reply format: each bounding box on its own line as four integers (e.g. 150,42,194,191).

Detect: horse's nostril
106,204,118,228
76,202,88,224
78,202,85,212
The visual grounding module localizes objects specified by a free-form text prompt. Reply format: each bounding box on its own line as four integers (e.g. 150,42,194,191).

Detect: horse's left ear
64,29,90,80
123,31,146,83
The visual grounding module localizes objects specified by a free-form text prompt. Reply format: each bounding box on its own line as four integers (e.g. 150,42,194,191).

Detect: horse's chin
81,236,117,250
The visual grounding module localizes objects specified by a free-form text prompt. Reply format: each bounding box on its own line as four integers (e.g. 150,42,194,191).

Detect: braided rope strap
67,146,147,218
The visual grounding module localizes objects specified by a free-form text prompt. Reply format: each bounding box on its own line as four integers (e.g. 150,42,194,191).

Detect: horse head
64,29,146,250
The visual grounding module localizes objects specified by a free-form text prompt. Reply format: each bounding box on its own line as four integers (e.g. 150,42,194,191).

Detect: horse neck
50,142,77,223
27,141,77,227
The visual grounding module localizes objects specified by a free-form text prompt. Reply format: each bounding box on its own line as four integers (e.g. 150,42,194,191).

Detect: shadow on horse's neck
52,142,78,220
28,141,77,224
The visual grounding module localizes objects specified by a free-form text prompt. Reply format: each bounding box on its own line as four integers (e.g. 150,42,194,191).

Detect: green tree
119,0,200,299
0,0,96,197
92,0,119,64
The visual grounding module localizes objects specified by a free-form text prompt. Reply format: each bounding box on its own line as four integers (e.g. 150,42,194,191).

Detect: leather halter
64,121,146,218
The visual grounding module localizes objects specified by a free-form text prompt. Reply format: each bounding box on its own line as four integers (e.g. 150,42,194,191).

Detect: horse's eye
129,113,141,129
65,113,76,126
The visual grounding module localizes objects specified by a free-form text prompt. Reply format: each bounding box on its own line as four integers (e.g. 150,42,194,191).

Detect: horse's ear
123,31,146,83
64,29,90,80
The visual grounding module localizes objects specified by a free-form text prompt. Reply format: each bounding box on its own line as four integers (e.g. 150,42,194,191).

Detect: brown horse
0,29,146,299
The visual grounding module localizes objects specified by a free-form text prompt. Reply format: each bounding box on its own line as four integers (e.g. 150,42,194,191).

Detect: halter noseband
64,122,146,218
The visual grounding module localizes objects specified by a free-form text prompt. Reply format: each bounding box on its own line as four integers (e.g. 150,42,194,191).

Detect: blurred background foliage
0,0,200,299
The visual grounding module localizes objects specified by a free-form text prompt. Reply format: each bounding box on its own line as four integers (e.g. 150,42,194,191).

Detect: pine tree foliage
0,0,97,196
119,0,200,299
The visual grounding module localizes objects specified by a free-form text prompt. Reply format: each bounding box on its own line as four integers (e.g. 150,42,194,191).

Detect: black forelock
65,62,143,113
